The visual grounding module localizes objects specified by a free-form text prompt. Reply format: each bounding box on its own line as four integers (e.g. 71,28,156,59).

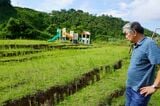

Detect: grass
0,39,49,45
1,39,160,106
0,43,129,105
57,59,129,106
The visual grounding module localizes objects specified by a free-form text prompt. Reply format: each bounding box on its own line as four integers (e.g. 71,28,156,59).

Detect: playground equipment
48,28,91,44
62,28,73,40
62,28,79,44
73,33,78,44
48,29,61,42
79,31,91,44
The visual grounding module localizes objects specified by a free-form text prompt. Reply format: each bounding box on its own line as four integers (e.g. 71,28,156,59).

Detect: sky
11,0,160,32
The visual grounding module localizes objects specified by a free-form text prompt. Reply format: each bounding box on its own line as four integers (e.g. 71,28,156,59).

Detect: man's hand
140,86,156,97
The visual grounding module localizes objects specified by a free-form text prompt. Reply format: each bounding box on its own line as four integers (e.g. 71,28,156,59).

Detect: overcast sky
11,0,160,32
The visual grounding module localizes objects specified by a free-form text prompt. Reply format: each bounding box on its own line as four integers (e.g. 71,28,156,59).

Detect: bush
0,31,7,39
2,17,50,40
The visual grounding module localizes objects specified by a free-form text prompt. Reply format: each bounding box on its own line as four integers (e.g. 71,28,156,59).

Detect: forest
0,0,153,41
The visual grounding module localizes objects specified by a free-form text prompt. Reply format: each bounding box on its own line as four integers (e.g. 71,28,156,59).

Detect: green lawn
0,40,129,105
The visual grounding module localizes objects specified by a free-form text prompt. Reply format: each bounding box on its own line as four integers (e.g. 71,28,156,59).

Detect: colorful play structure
48,29,61,42
80,31,91,44
48,28,91,44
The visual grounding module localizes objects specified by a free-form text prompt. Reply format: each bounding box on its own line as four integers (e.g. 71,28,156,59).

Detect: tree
4,17,29,38
0,0,11,6
45,24,57,35
3,17,50,39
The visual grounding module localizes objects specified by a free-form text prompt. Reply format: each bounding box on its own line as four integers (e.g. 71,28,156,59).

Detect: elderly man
123,22,160,106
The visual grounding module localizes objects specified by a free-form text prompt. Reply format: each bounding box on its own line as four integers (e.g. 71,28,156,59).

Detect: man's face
124,31,136,43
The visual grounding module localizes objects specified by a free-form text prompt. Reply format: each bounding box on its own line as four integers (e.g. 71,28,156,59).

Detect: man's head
123,22,144,43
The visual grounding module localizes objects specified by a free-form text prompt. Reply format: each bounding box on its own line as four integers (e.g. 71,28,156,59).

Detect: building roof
82,31,91,35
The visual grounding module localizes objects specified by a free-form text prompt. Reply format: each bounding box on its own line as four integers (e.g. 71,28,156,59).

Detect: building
80,31,91,44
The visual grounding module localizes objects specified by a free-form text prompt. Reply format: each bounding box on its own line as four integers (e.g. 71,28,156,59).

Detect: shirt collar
134,37,146,48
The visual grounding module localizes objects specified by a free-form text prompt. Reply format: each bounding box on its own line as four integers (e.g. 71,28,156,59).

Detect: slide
48,33,60,42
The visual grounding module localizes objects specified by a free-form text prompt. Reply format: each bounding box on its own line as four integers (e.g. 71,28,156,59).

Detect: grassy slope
1,40,159,105
0,6,50,31
57,59,129,106
0,42,128,105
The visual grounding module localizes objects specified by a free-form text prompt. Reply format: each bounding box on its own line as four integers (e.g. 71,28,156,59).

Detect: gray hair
123,22,144,34
122,23,133,34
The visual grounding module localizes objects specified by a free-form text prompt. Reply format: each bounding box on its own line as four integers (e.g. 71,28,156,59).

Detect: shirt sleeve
148,40,160,65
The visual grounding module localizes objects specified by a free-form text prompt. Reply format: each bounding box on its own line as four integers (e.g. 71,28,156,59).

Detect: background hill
0,0,153,41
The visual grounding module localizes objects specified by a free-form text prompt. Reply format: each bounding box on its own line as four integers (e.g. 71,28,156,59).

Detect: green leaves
0,6,153,41
0,0,11,6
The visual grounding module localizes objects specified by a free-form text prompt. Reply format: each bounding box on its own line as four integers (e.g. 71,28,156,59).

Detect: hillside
0,4,153,41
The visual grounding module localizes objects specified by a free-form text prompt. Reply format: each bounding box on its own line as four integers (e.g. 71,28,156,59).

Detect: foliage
0,6,153,41
15,7,50,30
0,1,16,24
0,0,11,6
45,24,57,35
2,17,50,39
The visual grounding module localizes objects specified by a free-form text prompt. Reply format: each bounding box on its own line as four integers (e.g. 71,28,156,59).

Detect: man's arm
140,67,160,96
153,66,160,87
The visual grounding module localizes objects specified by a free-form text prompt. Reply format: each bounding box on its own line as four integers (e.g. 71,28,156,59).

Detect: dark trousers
125,87,151,106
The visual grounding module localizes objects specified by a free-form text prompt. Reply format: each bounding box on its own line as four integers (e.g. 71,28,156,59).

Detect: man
123,22,160,106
